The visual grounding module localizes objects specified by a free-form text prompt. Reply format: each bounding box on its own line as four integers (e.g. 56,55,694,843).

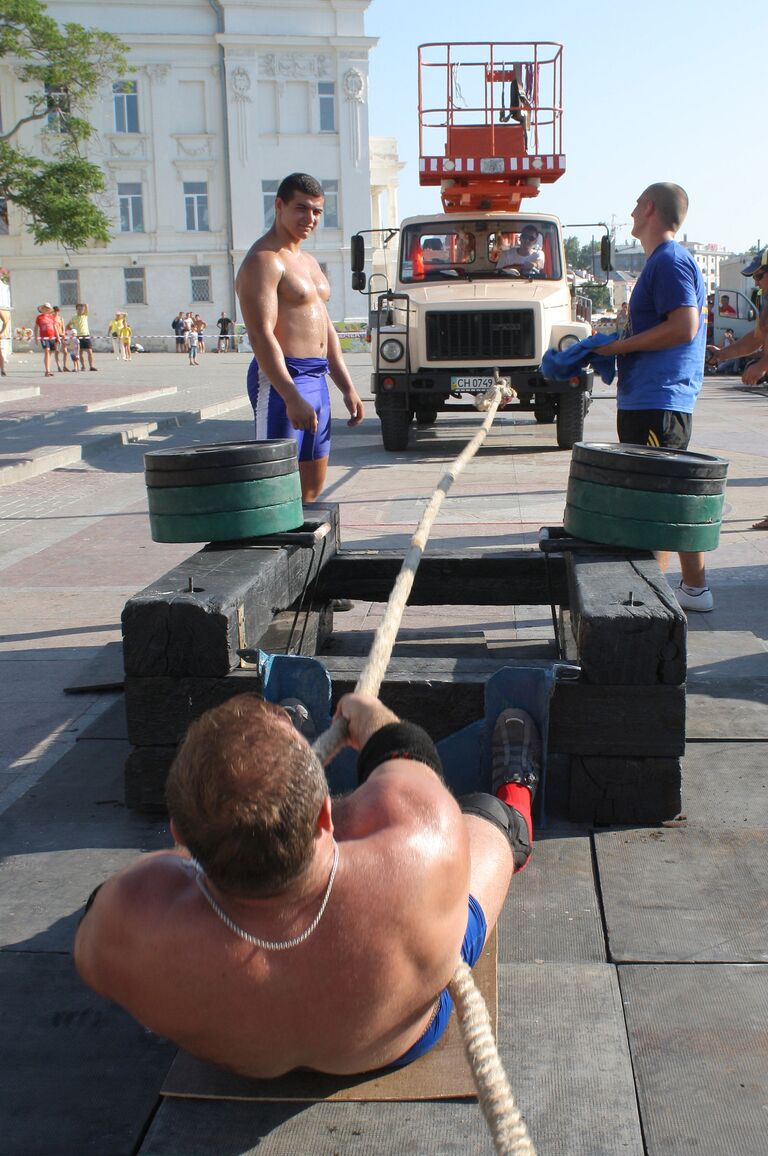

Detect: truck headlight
380,338,404,362
558,334,580,351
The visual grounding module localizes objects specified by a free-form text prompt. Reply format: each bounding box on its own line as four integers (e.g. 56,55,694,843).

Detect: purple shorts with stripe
247,356,331,462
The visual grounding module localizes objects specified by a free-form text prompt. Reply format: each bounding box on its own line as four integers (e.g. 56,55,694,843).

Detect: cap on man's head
742,247,768,277
41,302,53,310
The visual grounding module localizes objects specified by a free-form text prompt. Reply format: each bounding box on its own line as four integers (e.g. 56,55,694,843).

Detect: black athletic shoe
490,709,541,798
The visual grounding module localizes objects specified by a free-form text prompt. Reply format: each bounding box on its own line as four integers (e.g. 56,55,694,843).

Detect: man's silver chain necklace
191,841,339,951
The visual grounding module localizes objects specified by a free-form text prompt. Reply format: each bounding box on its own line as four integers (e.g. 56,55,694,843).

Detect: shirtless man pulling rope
74,692,540,1078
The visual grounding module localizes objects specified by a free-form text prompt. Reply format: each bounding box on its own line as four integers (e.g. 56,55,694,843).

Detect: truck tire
380,408,411,451
556,391,586,449
415,409,438,426
534,396,556,424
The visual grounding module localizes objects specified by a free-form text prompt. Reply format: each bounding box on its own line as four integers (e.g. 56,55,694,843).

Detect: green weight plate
572,442,728,480
567,478,724,525
568,459,727,496
145,439,297,472
563,503,722,553
144,457,297,488
146,472,302,516
149,498,304,544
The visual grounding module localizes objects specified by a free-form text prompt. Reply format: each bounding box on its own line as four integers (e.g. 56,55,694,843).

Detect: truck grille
425,310,535,362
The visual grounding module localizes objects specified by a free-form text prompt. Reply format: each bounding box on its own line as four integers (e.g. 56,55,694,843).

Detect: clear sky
365,0,765,255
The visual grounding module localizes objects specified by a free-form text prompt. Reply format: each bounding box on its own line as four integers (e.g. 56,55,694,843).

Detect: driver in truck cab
495,226,545,276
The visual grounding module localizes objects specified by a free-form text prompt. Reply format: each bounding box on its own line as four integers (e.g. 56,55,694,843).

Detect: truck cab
351,42,611,451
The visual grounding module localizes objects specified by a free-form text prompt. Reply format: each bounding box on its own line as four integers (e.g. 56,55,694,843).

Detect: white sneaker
676,583,714,613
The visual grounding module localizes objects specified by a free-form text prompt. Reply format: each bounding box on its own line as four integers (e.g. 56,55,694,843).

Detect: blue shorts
387,894,488,1069
247,356,331,462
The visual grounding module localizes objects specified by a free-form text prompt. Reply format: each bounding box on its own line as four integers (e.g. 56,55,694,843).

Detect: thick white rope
311,380,537,1155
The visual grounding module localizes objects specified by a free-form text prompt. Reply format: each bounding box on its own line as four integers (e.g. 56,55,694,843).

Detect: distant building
0,0,400,339
613,237,737,294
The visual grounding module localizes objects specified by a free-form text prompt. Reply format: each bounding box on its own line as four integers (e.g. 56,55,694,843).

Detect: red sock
495,783,533,844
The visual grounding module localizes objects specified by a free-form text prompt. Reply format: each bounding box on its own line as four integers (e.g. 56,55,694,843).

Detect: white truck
351,41,611,451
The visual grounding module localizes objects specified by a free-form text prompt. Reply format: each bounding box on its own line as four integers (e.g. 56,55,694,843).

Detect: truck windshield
400,220,562,283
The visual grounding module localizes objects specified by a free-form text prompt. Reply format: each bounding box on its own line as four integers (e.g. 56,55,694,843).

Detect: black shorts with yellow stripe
617,409,692,451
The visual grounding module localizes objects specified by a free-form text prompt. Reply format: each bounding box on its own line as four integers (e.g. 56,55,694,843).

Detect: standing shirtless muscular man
236,172,364,502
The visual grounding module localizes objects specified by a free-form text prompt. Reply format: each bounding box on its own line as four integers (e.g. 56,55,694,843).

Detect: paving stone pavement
2,355,768,1153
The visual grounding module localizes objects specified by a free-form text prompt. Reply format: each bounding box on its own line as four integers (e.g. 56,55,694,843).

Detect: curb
0,394,250,487
0,387,179,430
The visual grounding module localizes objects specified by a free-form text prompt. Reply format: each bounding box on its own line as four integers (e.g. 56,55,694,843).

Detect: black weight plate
144,439,297,472
144,456,297,488
572,442,728,480
568,459,727,496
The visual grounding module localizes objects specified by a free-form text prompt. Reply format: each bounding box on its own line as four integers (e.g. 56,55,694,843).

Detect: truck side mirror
351,234,365,273
352,271,367,291
600,236,614,272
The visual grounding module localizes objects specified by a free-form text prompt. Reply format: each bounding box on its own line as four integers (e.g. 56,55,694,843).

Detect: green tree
0,0,128,249
564,235,581,268
579,283,611,311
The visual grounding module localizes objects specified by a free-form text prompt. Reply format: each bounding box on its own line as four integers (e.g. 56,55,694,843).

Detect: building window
321,180,339,228
0,197,8,235
124,266,146,305
58,268,79,307
190,265,211,302
118,183,144,233
45,84,70,132
184,182,209,231
113,81,139,133
318,82,336,132
262,179,279,229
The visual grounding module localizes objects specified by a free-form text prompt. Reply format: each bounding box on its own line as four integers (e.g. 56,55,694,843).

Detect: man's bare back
75,745,470,1076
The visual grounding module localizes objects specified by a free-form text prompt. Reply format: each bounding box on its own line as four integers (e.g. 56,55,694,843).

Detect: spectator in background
120,317,133,362
65,325,81,371
217,312,234,352
171,312,185,353
194,315,206,354
34,303,57,377
616,301,629,334
187,323,199,366
52,306,67,372
0,306,8,376
67,303,96,371
718,294,737,316
108,312,125,359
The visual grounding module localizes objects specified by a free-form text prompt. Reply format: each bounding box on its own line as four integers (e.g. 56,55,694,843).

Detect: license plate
451,375,495,394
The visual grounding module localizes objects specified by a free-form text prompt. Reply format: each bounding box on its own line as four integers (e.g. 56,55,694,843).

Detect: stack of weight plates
564,443,729,552
144,440,303,543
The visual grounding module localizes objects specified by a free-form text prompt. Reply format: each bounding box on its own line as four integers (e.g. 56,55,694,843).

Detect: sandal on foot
751,517,768,531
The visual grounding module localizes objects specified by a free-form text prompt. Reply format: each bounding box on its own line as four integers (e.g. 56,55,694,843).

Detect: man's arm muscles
600,305,700,357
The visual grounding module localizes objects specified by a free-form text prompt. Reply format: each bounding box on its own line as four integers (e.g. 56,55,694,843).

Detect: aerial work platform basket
418,41,565,212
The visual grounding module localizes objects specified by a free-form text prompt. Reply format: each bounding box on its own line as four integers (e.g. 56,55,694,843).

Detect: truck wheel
534,397,556,424
415,409,438,426
380,408,411,451
556,391,586,449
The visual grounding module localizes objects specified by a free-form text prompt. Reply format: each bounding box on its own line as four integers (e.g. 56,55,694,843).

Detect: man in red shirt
34,303,57,377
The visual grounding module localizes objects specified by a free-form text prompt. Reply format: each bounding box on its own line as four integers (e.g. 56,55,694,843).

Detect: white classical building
0,0,400,340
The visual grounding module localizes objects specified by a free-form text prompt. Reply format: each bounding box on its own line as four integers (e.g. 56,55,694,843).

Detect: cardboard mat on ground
162,930,496,1102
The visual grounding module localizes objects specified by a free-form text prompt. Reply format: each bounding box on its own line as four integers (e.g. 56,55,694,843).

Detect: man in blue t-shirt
599,183,712,613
